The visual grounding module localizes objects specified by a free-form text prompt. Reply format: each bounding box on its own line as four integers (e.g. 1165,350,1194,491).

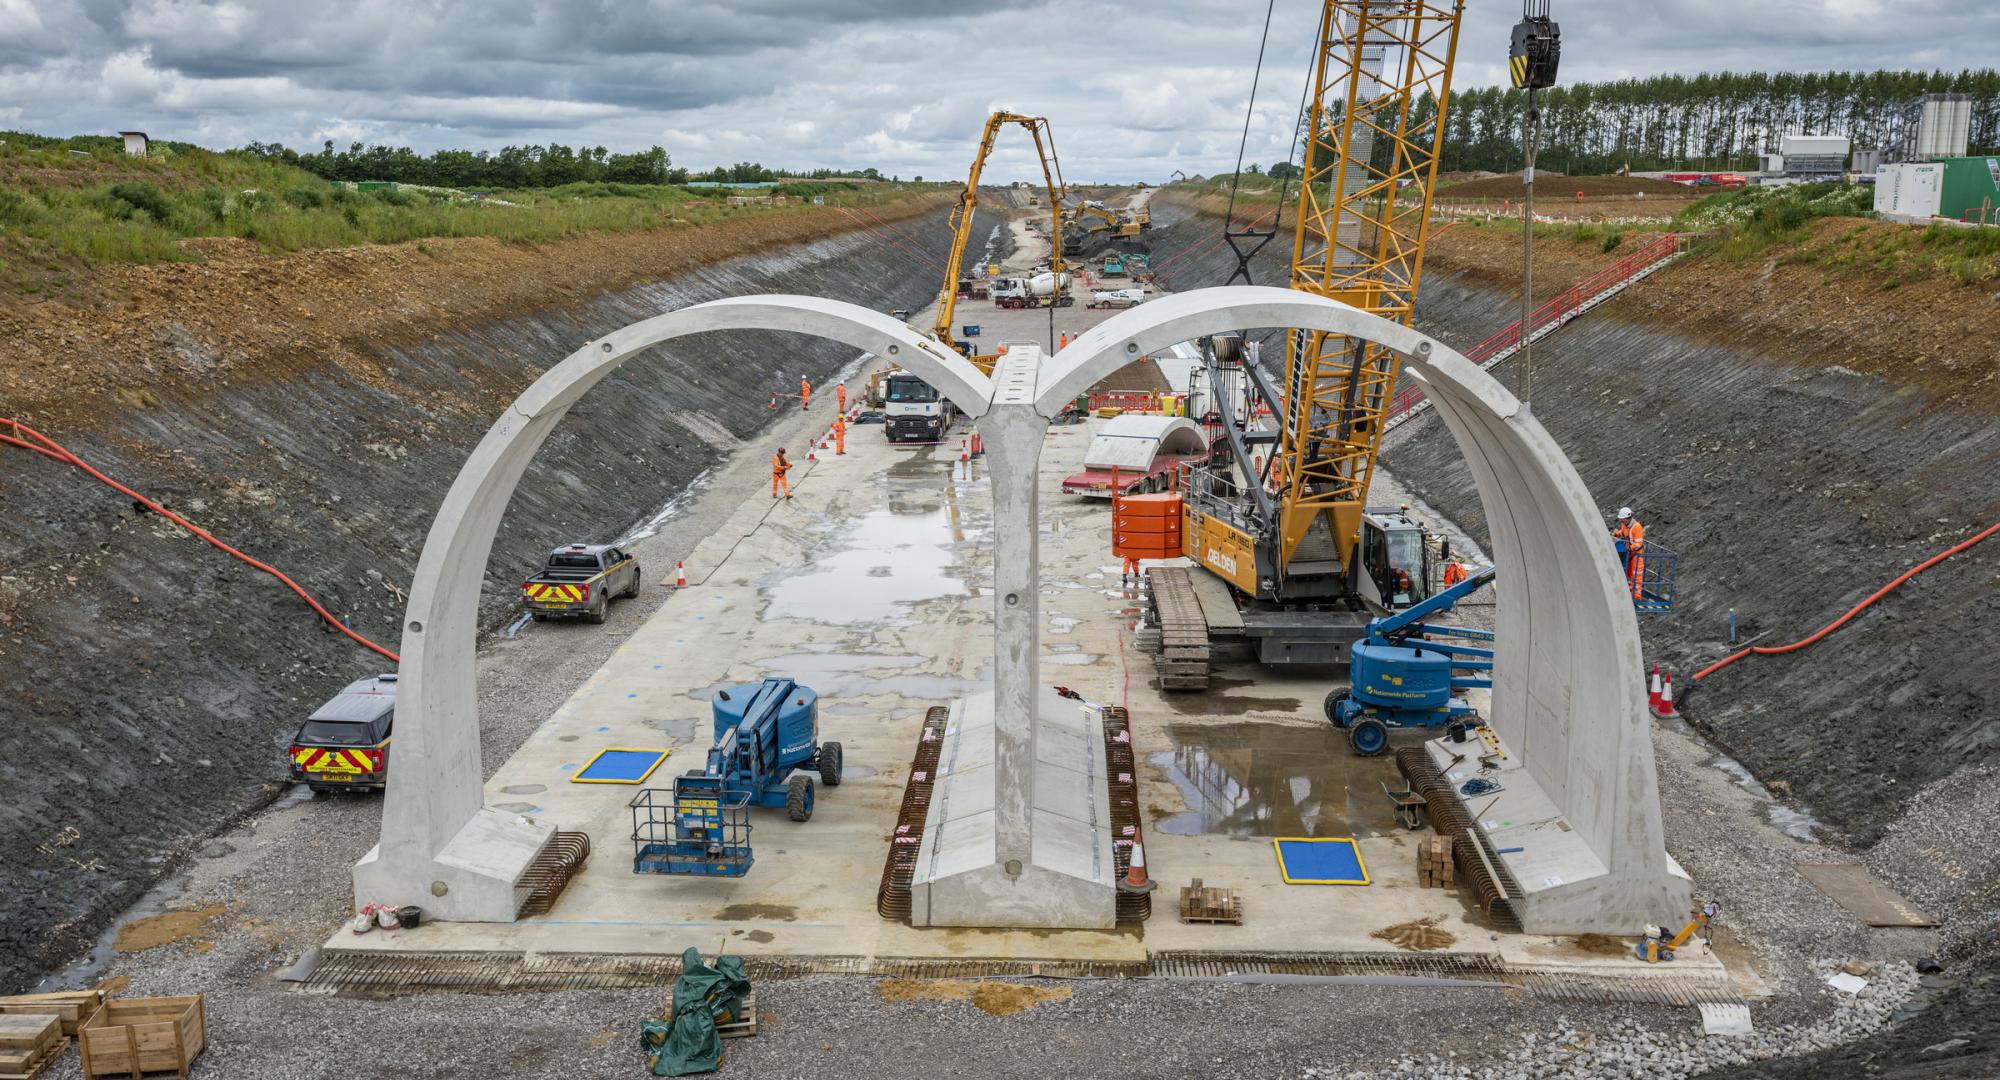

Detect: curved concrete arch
354,294,991,921
1040,287,1687,932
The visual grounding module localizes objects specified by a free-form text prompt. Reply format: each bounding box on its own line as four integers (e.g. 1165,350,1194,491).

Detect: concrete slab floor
330,368,1722,984
332,236,1724,985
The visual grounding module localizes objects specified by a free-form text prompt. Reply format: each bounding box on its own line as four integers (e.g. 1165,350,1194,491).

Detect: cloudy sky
4,0,1993,181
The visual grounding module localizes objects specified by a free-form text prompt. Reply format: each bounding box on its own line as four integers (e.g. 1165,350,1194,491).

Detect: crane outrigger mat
1273,838,1371,885
573,748,671,784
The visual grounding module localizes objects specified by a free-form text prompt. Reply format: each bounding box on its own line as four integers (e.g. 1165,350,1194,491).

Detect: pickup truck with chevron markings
520,543,642,625
289,674,397,793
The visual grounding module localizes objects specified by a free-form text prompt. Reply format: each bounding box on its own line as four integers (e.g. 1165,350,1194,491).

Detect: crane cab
1355,509,1431,612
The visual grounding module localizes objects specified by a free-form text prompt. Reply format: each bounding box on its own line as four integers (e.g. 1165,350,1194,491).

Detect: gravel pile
1331,961,1918,1080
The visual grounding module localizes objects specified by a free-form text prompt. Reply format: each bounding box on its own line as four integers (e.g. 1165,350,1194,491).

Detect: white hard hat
1617,507,1633,519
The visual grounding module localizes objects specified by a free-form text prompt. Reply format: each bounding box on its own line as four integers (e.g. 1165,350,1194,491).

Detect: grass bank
0,137,939,286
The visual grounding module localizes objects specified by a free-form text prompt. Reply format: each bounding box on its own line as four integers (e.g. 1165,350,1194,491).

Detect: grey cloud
8,0,1997,180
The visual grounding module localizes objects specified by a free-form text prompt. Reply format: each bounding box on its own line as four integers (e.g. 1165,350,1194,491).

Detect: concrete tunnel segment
359,285,1687,936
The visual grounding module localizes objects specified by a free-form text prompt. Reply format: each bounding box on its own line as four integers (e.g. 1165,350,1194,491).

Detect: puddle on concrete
1151,721,1403,839
500,784,547,795
494,801,540,815
1709,755,1823,842
763,499,976,626
646,715,703,741
1160,676,1304,716
1041,653,1099,666
1048,617,1079,634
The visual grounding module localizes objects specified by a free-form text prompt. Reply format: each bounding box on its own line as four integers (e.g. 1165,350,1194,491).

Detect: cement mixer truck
992,270,1074,310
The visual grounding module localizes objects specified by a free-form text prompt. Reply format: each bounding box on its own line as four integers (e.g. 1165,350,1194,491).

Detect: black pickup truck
520,543,641,624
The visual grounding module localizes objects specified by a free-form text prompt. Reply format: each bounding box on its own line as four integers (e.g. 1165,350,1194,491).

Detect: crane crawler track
1145,567,1212,690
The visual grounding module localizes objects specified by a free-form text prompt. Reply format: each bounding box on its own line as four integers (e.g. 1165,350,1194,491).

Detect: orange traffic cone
675,561,687,588
1654,671,1677,718
807,449,817,462
1647,664,1663,712
1120,831,1157,894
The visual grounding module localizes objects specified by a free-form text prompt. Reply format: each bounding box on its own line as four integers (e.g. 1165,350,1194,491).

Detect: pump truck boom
930,111,1073,374
1147,0,1467,686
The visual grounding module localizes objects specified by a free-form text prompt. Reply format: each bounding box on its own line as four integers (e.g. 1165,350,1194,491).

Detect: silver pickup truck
519,543,641,624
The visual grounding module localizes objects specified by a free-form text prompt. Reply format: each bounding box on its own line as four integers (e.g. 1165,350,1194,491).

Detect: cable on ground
1,417,401,663
1691,520,2000,682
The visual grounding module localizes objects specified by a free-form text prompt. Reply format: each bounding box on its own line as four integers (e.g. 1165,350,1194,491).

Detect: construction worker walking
836,383,847,415
800,376,812,412
1121,554,1141,585
1612,507,1645,599
831,415,846,455
771,447,793,499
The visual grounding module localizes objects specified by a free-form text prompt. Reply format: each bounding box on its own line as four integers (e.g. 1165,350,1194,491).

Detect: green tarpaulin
640,947,752,1076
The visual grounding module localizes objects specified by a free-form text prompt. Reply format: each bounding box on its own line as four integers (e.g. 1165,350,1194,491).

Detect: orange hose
1692,519,2000,682
2,418,401,663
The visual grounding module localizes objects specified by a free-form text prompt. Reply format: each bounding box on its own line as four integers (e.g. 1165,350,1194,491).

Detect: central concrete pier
907,347,1117,928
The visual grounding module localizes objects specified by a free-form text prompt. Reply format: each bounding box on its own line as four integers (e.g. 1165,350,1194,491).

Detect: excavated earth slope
0,198,988,991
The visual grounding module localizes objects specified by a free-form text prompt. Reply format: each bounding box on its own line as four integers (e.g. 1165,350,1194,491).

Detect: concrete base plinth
353,806,556,922
909,689,1118,929
1425,737,1690,934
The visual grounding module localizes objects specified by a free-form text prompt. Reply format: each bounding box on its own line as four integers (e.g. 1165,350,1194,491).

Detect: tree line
239,141,897,190
1418,69,1999,174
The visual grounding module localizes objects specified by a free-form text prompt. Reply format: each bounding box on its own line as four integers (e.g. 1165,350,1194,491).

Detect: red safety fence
1381,231,1685,425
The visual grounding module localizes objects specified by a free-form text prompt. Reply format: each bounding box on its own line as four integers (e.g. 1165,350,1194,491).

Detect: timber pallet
0,991,103,1037
1146,567,1211,690
1177,879,1243,925
719,992,758,1039
0,1014,62,1080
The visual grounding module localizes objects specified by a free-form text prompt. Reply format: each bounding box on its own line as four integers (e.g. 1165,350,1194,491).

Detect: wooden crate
78,995,205,1079
1417,835,1456,889
0,1013,62,1080
1177,878,1243,924
0,991,103,1037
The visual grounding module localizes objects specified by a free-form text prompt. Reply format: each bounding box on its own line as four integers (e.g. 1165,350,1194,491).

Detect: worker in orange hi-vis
771,447,793,499
800,376,811,412
832,415,847,455
1121,554,1141,585
1441,559,1469,588
836,383,847,415
1612,506,1646,598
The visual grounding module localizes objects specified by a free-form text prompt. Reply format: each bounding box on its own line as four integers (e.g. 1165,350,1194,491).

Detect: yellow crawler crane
931,111,1072,374
1162,0,1465,678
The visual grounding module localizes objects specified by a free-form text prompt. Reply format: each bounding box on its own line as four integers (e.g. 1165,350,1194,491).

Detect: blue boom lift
629,678,843,877
1323,565,1497,755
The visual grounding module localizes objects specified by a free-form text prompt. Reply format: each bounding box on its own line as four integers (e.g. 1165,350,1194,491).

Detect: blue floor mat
1273,837,1371,885
572,748,670,784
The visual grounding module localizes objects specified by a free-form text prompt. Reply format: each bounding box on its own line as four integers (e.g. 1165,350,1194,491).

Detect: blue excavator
1323,565,1497,755
630,678,842,877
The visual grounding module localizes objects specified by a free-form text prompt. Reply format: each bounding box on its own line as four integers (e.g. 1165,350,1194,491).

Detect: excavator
1145,0,1469,689
929,111,1074,375
1060,200,1149,257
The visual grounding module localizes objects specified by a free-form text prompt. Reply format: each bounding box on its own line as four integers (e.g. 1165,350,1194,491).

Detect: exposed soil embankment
0,199,984,992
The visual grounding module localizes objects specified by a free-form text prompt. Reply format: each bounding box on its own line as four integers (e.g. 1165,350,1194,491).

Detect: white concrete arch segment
354,294,989,921
1044,286,1689,933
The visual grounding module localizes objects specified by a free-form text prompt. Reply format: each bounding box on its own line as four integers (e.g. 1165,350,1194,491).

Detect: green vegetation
1675,182,1998,286
0,135,927,269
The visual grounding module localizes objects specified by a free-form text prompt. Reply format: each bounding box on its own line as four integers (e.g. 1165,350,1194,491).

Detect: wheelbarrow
1380,780,1428,831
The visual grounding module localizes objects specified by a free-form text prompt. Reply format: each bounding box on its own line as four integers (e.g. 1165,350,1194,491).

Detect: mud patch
1370,916,1456,952
874,978,1072,1016
744,930,775,943
113,905,227,953
1572,933,1633,956
714,903,797,922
